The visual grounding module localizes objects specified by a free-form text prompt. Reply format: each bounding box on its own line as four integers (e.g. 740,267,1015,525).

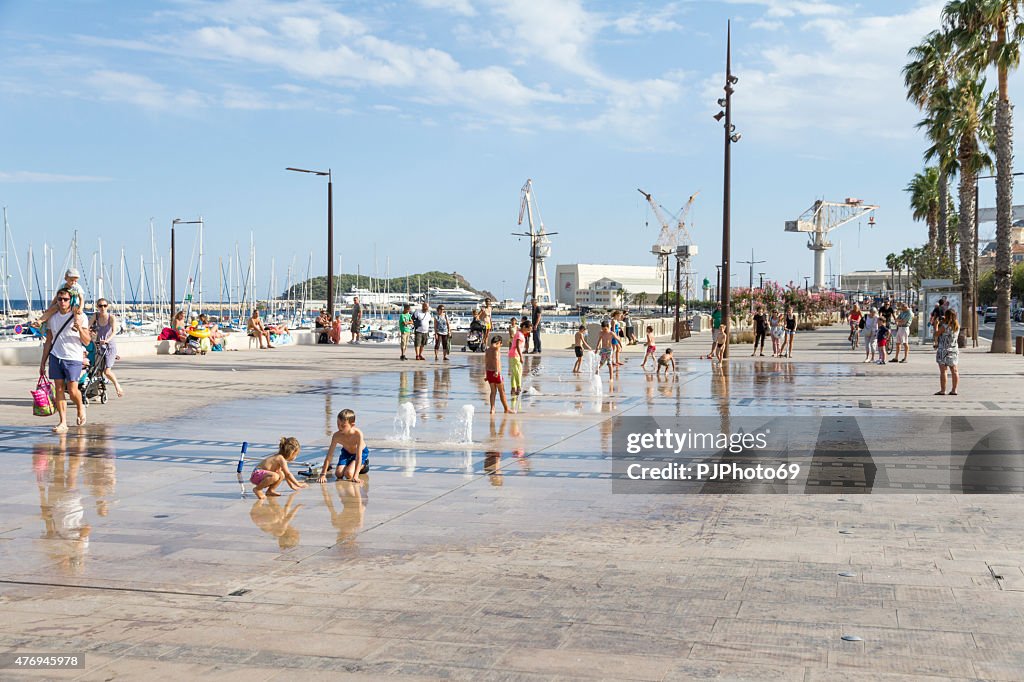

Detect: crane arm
638,188,676,247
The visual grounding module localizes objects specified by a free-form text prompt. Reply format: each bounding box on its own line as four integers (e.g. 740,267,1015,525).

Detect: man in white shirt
39,288,91,433
412,301,432,361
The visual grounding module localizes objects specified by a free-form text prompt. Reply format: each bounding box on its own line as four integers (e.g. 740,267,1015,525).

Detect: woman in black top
783,306,798,358
752,305,768,357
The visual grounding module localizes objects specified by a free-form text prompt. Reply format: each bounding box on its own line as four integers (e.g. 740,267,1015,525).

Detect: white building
575,278,625,307
554,264,662,306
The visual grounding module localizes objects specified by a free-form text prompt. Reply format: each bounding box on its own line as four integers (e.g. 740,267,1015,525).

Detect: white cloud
611,3,685,35
0,171,112,183
750,18,784,31
85,69,206,109
713,1,945,141
415,0,477,16
723,0,847,18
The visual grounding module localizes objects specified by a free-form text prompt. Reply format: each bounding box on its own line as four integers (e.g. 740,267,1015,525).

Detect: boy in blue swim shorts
318,408,370,483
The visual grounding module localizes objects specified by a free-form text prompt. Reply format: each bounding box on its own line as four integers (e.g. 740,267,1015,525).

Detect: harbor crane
638,189,698,308
513,179,557,308
785,198,878,290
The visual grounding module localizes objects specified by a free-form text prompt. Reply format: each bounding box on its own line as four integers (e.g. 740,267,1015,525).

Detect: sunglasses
98,304,108,308
57,297,70,301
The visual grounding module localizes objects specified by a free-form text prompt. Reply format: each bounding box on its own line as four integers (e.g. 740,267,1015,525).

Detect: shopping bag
31,375,55,417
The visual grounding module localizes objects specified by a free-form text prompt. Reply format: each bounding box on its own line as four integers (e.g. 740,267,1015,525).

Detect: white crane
639,189,699,304
514,179,557,308
786,198,877,290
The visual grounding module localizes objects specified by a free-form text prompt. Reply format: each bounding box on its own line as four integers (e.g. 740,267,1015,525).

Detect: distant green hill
283,271,492,300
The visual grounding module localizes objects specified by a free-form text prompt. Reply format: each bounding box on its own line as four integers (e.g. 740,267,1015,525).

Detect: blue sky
0,0,1016,302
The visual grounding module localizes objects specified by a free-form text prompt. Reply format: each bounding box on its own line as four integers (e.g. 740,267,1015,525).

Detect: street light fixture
714,20,740,358
286,167,334,318
170,217,203,325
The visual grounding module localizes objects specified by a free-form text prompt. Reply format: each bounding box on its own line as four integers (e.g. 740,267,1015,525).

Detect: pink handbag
31,375,55,417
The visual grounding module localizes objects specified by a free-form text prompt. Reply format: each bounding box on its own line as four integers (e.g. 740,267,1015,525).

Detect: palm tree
944,0,1024,352
919,72,995,343
901,247,917,303
905,31,958,272
905,167,942,253
885,252,898,297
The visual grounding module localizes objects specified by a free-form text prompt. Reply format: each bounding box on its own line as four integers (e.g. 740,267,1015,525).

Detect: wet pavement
2,331,1024,679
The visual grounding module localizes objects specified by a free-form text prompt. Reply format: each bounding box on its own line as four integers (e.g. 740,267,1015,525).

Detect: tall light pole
713,21,740,358
741,248,765,290
287,167,334,318
758,272,765,289
170,217,202,325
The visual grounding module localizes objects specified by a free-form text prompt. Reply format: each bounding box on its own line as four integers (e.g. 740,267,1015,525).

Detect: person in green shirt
705,303,723,359
398,304,413,360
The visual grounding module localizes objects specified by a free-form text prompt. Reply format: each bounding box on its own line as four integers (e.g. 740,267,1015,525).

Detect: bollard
1016,336,1024,355
236,441,248,473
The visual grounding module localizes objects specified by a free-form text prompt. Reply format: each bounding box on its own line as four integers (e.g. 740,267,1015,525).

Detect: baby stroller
81,343,109,405
463,319,485,352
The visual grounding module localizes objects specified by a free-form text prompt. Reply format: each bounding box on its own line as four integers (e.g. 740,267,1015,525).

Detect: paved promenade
1,328,1023,680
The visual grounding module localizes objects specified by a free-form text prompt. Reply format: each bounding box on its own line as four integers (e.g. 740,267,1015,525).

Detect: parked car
984,307,998,323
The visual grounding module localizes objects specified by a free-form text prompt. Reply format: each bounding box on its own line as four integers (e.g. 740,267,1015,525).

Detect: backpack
858,317,866,330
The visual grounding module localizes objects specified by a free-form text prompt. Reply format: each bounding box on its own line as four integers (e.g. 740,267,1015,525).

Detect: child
318,409,371,483
640,326,656,370
398,304,412,360
611,311,624,366
484,336,512,414
509,320,529,396
573,324,592,373
862,308,878,363
770,312,783,357
711,324,727,363
508,316,519,345
595,320,615,380
251,437,308,499
39,268,86,324
657,348,676,376
876,319,890,365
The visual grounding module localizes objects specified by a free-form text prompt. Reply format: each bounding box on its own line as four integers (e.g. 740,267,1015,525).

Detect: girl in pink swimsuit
250,437,307,499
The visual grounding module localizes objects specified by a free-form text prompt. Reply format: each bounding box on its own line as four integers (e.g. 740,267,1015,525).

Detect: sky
0,0,1020,303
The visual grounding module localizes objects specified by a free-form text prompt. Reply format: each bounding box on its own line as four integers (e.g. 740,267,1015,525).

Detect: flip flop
77,414,87,427
52,423,68,434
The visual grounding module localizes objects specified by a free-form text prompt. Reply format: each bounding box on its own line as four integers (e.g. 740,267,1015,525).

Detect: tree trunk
992,97,1014,352
938,169,951,272
958,136,977,347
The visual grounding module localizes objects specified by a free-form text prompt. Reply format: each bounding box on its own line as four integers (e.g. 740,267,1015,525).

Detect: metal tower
786,198,878,290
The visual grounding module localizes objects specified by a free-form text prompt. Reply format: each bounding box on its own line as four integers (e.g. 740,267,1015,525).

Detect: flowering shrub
728,284,845,329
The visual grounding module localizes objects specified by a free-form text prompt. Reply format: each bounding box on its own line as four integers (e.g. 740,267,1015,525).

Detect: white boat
427,287,484,309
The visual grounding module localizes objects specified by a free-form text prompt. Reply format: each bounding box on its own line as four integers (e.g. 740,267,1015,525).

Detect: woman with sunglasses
90,299,125,398
39,287,91,432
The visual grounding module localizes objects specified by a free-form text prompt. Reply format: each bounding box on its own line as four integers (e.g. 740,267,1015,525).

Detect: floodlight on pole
286,167,334,318
170,217,202,326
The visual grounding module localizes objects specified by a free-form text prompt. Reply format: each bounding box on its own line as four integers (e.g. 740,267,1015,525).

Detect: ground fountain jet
393,402,417,442
453,404,474,444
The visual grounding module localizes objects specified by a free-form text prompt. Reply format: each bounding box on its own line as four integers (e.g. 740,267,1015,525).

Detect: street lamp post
739,248,765,312
713,21,740,358
170,217,202,325
804,276,810,291
758,272,765,289
286,167,334,318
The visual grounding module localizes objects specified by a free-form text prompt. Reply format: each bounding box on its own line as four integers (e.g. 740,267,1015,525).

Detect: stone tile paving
0,330,1023,678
